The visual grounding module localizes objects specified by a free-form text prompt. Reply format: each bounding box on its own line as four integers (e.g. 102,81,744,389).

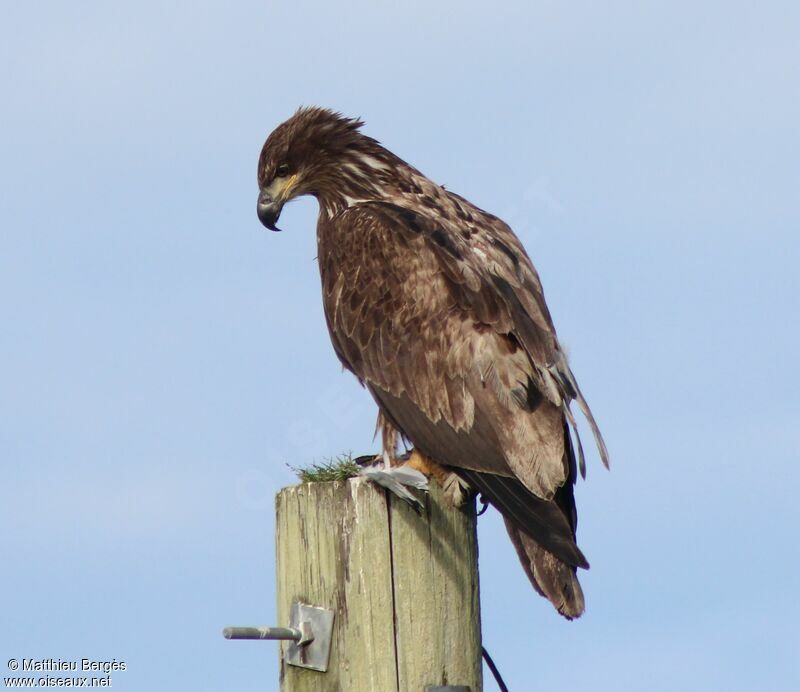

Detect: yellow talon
406,449,451,487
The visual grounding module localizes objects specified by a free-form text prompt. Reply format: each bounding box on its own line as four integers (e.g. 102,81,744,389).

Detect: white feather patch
359,461,429,510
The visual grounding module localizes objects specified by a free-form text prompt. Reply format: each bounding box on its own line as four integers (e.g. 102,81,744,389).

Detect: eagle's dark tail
454,427,587,619
503,517,585,620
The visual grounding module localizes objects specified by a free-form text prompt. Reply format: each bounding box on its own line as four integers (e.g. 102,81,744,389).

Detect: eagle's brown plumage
256,107,609,619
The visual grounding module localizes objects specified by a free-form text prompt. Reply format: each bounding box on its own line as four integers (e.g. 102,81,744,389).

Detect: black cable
475,495,507,690
482,646,509,692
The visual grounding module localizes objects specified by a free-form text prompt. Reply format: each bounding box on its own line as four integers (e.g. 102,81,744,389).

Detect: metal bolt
222,625,314,646
223,603,334,673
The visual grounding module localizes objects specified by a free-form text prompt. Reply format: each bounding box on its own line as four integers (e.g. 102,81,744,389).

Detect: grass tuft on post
290,454,361,483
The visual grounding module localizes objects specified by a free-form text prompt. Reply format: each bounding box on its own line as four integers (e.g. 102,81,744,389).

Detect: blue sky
2,1,798,690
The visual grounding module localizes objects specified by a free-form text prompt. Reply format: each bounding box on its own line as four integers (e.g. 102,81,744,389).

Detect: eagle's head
256,107,395,230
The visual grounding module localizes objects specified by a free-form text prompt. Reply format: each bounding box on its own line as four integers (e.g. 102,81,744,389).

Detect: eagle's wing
318,199,606,610
319,198,607,486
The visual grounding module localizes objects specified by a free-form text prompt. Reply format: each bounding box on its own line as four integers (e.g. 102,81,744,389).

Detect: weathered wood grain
389,486,482,690
275,477,482,692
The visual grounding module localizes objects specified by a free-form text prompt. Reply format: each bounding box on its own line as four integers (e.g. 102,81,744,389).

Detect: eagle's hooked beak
257,174,299,232
257,189,282,231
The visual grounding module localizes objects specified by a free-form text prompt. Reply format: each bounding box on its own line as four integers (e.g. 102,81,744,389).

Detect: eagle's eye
275,164,290,178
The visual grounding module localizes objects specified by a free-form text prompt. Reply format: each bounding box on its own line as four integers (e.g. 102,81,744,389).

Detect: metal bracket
223,602,335,673
285,603,335,672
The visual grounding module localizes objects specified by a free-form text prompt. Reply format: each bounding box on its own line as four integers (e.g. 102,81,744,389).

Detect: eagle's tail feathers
504,518,585,619
454,460,587,619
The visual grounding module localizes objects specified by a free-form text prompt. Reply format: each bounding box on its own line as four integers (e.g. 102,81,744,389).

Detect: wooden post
275,476,482,691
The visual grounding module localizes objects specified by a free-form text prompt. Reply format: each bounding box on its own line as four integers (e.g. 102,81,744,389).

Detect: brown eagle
256,107,609,619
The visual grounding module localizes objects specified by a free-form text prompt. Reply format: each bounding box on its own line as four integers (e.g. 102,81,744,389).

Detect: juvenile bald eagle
256,107,609,619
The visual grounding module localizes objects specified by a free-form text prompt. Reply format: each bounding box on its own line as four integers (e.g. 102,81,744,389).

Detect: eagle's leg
406,449,472,509
376,410,400,466
382,417,399,467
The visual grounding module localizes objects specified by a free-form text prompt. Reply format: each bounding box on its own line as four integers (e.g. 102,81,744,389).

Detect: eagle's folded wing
319,200,606,500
